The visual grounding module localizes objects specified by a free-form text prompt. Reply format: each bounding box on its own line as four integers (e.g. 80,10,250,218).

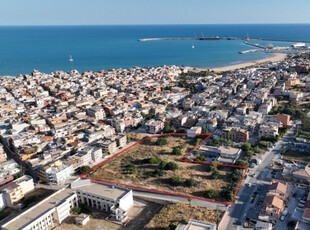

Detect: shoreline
193,52,288,73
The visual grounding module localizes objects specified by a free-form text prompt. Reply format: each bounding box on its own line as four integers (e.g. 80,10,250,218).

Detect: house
276,114,291,127
145,119,165,134
262,194,285,218
14,175,35,195
199,146,241,164
268,181,288,201
187,126,202,138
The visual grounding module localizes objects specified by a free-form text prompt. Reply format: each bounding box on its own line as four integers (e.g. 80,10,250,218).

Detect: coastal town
0,51,309,230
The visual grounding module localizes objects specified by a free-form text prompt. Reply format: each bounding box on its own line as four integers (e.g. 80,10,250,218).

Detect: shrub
156,137,168,146
169,224,178,230
151,169,165,177
221,187,234,201
230,169,243,182
169,176,182,186
158,161,168,169
80,166,91,174
127,164,136,174
184,178,198,187
165,162,179,170
211,169,220,179
149,156,162,164
172,146,182,155
205,189,219,199
71,206,81,214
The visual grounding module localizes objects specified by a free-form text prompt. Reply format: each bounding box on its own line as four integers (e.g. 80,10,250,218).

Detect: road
133,190,227,211
224,127,295,230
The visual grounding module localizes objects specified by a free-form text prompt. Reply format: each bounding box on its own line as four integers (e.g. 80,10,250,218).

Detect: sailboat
192,44,195,49
69,55,74,62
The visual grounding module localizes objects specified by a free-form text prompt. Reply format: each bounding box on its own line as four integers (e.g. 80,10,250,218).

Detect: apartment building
145,119,165,134
221,127,249,142
38,161,74,184
87,107,105,120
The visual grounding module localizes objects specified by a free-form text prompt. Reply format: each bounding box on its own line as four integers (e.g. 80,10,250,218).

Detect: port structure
80,133,248,206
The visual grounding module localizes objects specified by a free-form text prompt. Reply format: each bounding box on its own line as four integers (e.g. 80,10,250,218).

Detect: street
224,127,295,230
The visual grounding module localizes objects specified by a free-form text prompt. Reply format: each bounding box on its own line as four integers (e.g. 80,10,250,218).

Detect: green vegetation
207,137,232,146
156,137,168,146
169,224,178,230
172,146,183,155
159,161,179,171
176,128,186,133
169,176,182,186
211,169,220,179
205,189,219,199
71,206,81,214
150,169,166,177
141,111,155,120
149,156,162,164
127,136,131,144
235,160,249,168
184,178,198,187
164,125,175,133
80,166,91,174
269,99,309,120
127,164,136,174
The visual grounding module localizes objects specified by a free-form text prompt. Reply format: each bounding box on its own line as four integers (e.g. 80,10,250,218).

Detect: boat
69,55,74,62
192,44,195,49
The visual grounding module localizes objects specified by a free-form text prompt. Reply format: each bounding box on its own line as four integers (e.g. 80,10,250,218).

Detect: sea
1,24,310,76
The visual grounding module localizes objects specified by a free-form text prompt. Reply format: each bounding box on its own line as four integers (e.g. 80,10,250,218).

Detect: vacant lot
145,202,223,229
281,149,310,163
90,135,235,201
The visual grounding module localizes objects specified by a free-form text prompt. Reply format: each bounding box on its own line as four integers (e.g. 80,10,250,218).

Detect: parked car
280,215,285,221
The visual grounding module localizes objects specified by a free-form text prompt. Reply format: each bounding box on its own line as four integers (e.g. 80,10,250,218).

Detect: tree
253,146,261,153
169,176,182,186
187,197,192,206
165,162,179,171
230,169,243,183
126,136,131,144
172,146,182,155
211,169,220,179
235,160,249,168
241,143,252,151
164,125,175,133
176,128,186,133
149,156,162,164
184,178,198,187
205,189,219,199
80,166,91,174
156,137,168,146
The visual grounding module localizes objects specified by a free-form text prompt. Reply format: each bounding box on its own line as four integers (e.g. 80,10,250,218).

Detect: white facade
14,175,35,195
0,193,7,209
45,165,74,184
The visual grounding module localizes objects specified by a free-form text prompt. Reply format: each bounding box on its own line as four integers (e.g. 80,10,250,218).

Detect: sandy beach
193,52,287,73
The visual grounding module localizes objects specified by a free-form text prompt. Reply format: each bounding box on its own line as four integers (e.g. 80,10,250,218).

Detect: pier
138,37,310,44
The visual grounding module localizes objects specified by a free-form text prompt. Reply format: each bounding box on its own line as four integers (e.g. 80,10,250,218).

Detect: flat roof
77,183,128,200
3,189,75,230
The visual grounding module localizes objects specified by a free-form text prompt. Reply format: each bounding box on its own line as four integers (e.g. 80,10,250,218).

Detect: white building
14,175,35,195
38,163,74,185
1,180,134,230
187,126,202,138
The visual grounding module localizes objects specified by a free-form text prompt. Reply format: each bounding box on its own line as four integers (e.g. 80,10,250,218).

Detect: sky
0,0,310,26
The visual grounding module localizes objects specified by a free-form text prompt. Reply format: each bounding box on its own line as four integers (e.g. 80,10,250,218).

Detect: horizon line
1,22,310,27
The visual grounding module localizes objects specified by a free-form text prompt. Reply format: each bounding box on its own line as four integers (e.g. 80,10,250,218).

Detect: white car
280,215,285,221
